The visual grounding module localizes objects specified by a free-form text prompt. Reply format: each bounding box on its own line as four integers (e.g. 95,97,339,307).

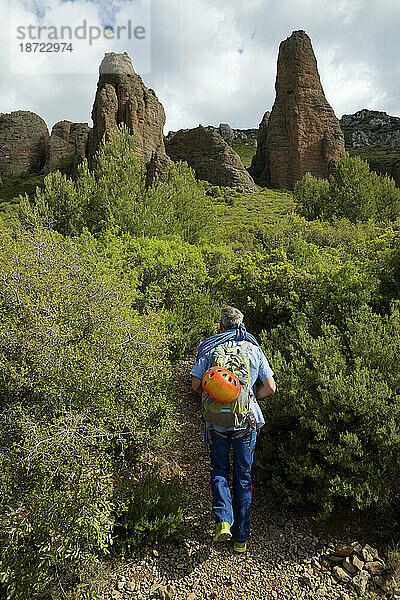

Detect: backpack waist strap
209,411,257,441
212,427,249,440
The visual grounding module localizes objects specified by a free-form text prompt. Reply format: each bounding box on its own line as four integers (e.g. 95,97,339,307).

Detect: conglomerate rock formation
5,45,400,196
0,111,49,176
165,125,258,193
42,120,91,174
167,123,258,148
250,30,345,189
87,52,171,180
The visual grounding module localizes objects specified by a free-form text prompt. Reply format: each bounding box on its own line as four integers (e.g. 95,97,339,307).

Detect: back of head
220,306,244,330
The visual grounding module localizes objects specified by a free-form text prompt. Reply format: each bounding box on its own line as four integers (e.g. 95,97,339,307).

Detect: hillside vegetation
1,125,400,599
231,139,257,167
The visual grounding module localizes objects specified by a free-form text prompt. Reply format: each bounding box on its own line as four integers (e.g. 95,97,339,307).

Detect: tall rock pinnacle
250,30,345,189
88,52,171,179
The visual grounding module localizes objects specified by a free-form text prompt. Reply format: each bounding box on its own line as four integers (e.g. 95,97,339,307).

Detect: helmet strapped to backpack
201,341,255,429
202,367,241,403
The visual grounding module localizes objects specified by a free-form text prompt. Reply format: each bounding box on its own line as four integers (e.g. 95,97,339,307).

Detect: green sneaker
234,540,247,553
213,522,232,542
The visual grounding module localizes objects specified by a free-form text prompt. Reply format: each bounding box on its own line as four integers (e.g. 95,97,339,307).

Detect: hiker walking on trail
190,306,276,553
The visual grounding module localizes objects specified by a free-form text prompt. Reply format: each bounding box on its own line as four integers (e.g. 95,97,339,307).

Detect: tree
19,125,214,243
294,172,329,221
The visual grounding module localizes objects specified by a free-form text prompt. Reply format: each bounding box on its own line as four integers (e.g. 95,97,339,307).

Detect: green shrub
199,241,236,282
214,187,295,248
213,230,384,336
258,304,400,516
214,247,318,334
0,225,170,433
373,231,400,312
19,168,86,235
204,183,222,198
327,154,377,222
295,153,400,223
114,472,190,549
0,172,46,207
98,232,217,358
231,140,257,168
0,224,173,599
143,161,217,243
259,213,397,253
0,439,116,599
293,172,330,221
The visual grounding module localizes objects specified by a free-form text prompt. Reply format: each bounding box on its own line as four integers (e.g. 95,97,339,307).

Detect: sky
1,0,399,134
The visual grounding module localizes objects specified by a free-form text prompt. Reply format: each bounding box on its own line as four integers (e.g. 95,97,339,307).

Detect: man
190,306,276,553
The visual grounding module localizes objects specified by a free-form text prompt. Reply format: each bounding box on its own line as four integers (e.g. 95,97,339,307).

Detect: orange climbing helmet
201,367,241,403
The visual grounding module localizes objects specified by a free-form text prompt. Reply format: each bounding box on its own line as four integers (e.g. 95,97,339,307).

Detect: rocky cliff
167,123,259,169
0,111,49,176
340,109,400,148
88,52,171,179
250,30,345,189
340,108,400,185
4,45,400,197
165,125,258,193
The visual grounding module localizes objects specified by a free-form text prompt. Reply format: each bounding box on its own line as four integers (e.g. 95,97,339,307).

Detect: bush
327,154,378,222
214,247,318,334
213,231,384,336
293,172,329,221
114,472,190,549
145,162,217,243
98,232,217,359
374,231,400,311
259,213,396,253
295,153,400,223
0,225,170,434
258,304,400,516
0,172,45,206
0,224,174,599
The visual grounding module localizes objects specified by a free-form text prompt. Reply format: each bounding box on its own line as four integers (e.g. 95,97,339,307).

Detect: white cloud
326,0,363,25
0,0,399,136
322,60,388,118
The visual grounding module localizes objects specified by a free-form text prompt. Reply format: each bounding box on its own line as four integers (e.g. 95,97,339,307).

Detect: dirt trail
104,358,354,600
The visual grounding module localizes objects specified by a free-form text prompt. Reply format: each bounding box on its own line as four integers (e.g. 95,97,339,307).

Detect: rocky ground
101,359,400,600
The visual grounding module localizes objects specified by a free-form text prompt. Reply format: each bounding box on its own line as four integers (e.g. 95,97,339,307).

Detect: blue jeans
208,428,258,543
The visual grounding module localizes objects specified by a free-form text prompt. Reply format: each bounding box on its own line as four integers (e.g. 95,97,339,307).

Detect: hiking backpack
201,341,255,428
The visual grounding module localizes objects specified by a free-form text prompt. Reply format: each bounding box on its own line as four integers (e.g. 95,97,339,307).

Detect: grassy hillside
213,184,294,228
231,140,257,168
348,145,400,163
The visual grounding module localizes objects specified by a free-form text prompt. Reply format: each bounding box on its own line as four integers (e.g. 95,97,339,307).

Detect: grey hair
220,306,244,330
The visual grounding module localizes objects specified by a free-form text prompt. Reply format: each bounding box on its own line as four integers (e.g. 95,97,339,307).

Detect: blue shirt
190,340,274,432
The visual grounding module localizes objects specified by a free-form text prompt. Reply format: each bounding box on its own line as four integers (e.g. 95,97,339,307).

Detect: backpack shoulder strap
210,343,230,367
